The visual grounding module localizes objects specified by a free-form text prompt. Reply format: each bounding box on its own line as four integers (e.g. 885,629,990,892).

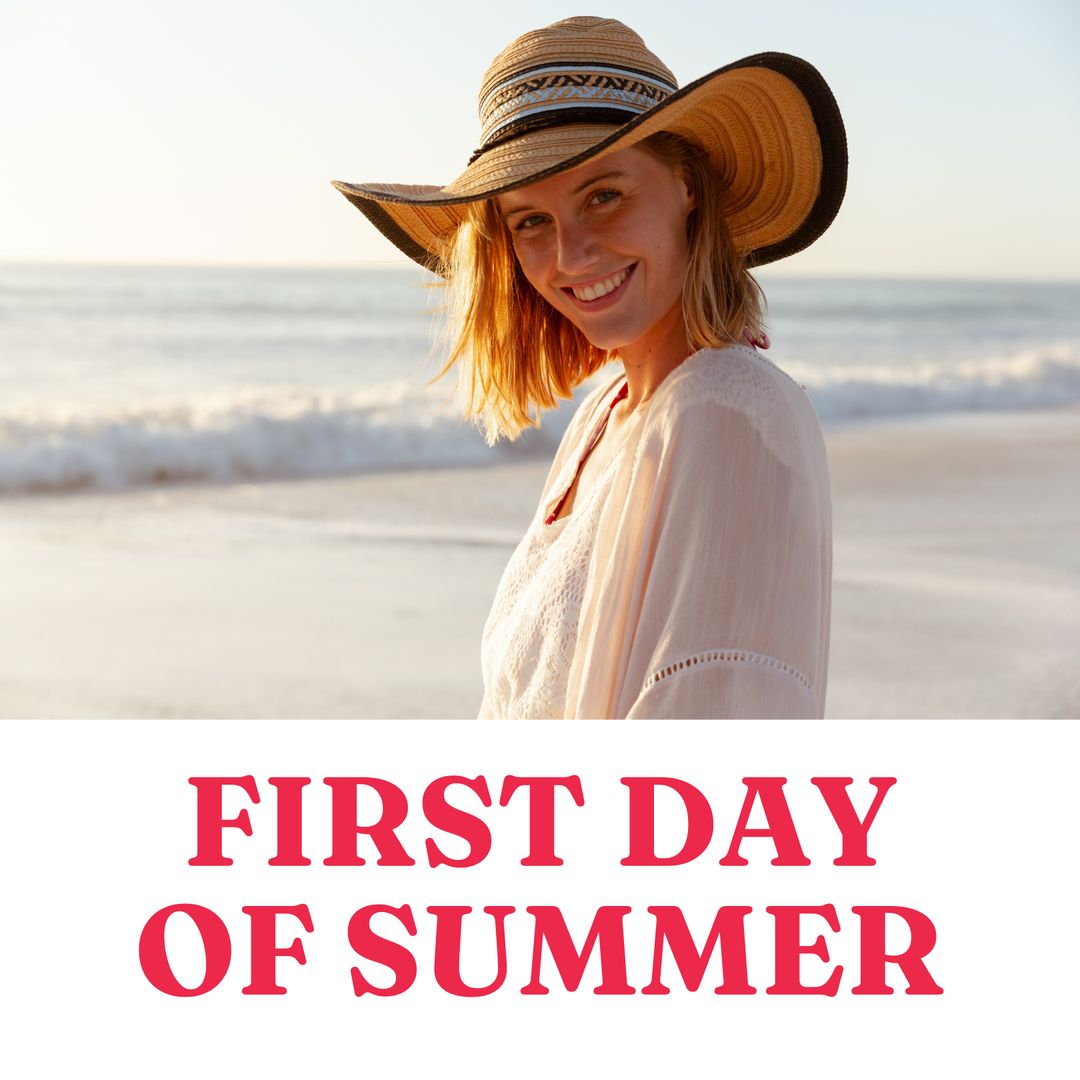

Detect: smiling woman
497,150,693,364
332,16,848,719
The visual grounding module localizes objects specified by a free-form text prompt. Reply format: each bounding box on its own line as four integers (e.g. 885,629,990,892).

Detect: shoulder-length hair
435,131,767,444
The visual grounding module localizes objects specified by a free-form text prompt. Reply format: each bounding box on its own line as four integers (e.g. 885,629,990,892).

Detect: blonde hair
435,131,767,444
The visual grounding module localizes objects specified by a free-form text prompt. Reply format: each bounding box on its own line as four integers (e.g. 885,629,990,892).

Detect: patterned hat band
470,62,677,165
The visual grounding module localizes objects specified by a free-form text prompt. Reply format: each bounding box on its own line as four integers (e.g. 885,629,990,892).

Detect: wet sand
2,407,1078,718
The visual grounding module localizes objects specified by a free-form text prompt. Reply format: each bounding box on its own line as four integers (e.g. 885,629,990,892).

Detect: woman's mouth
562,263,637,309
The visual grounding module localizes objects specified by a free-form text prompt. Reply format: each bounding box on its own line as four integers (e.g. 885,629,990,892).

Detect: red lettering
241,904,313,995
424,776,493,868
719,778,811,866
499,776,584,866
267,777,311,866
852,906,943,995
767,905,842,995
621,778,714,866
522,906,633,994
139,904,231,997
347,905,417,996
188,776,259,866
811,777,896,866
644,906,754,994
323,778,415,866
428,906,513,996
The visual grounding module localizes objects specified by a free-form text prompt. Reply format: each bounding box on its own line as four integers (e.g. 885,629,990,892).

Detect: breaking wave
4,341,1080,494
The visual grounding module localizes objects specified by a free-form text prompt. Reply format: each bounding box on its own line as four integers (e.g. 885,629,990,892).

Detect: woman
333,16,847,719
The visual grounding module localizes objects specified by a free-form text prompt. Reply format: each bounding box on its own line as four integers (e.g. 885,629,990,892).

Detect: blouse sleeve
624,645,819,719
566,357,832,720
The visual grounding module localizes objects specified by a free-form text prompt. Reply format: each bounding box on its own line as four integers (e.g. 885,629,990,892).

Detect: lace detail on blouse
654,344,819,473
479,468,612,719
644,649,814,699
480,374,631,720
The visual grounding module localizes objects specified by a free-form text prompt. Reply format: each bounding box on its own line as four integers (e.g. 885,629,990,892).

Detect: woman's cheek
514,241,548,286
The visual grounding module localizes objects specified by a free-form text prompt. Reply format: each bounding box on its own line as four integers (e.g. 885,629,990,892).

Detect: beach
3,405,1078,720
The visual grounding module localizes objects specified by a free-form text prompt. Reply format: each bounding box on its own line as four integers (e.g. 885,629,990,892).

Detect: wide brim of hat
332,51,847,274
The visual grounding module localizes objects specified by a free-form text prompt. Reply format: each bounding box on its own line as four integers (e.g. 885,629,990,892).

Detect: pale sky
1,0,1077,280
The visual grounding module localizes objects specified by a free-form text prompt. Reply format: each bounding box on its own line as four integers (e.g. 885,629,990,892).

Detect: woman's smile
562,262,637,309
496,144,695,363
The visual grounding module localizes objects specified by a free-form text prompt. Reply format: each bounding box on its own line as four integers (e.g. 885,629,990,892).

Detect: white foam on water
793,340,1080,422
4,262,1079,495
0,381,575,495
4,342,1080,494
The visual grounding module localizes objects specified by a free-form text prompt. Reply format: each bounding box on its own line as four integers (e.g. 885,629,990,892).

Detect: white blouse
478,345,832,719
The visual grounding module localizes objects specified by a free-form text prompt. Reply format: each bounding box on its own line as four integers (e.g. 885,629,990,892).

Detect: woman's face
495,144,695,354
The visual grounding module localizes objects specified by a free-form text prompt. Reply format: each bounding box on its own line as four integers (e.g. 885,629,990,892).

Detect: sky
1,0,1078,280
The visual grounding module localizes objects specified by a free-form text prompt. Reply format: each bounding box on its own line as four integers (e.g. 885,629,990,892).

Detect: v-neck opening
542,372,635,527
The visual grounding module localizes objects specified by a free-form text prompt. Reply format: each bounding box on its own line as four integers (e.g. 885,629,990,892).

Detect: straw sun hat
332,16,847,273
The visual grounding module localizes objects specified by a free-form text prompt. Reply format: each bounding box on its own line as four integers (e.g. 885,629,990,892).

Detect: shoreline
3,406,1078,719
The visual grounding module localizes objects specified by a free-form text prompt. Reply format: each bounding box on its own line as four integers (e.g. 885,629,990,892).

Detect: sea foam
795,340,1080,422
0,382,570,494
3,342,1080,495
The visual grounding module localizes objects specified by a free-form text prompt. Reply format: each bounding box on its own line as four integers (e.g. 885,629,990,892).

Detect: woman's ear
681,163,697,214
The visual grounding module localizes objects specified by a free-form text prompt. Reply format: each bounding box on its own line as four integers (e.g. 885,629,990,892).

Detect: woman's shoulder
663,344,810,411
647,345,827,466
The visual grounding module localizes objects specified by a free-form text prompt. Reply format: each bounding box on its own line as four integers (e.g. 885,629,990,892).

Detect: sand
2,407,1078,719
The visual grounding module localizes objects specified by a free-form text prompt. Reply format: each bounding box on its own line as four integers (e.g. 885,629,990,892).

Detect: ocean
2,262,1079,495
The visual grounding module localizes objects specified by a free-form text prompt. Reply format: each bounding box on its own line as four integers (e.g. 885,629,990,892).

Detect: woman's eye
515,214,547,231
590,189,620,207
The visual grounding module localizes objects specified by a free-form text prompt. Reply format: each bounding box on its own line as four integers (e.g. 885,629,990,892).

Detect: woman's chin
583,334,624,352
568,321,634,353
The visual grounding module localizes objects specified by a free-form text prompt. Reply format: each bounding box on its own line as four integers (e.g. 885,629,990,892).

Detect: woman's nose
554,219,599,278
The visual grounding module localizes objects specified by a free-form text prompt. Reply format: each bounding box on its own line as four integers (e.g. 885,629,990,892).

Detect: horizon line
1,258,1078,288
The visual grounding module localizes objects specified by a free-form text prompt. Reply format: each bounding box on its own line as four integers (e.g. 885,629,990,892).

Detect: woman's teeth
571,265,632,302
